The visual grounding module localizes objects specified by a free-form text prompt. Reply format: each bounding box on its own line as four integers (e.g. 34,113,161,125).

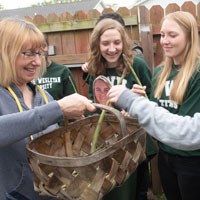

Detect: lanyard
7,85,48,140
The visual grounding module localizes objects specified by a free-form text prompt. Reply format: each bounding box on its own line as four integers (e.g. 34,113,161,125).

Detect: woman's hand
81,62,89,72
131,84,146,96
58,93,96,119
121,110,130,117
107,85,127,104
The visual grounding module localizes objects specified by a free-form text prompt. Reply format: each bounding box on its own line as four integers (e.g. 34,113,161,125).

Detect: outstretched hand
58,93,96,119
131,84,146,96
107,85,127,104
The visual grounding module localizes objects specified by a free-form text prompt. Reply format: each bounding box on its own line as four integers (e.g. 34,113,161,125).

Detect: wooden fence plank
128,6,140,41
165,3,180,15
149,4,164,66
150,5,164,25
47,33,63,55
60,12,73,21
24,16,33,23
181,1,196,18
73,10,90,96
117,7,130,16
74,10,87,20
139,6,154,72
144,4,164,194
47,13,60,23
49,53,88,65
61,32,76,54
33,14,46,24
88,9,101,19
153,35,163,67
102,8,115,14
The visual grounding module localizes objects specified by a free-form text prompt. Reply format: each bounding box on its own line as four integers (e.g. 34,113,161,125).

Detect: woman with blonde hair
132,11,200,200
0,17,95,200
154,11,200,104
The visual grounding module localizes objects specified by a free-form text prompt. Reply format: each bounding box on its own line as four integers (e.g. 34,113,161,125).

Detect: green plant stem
91,69,127,153
69,76,78,93
82,73,90,87
122,53,148,99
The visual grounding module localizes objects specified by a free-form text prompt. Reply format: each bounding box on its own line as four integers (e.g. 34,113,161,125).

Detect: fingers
121,110,130,117
81,62,88,72
107,85,127,104
57,94,96,119
74,114,85,120
75,94,96,113
131,84,146,96
86,102,96,112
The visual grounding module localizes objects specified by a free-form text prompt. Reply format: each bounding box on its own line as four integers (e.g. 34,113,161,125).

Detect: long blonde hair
154,11,200,104
88,18,133,77
0,17,46,87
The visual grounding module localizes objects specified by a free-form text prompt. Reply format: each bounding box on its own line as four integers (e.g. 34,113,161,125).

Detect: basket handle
92,103,126,136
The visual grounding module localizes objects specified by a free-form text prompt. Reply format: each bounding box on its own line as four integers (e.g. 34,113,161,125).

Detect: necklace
7,85,48,140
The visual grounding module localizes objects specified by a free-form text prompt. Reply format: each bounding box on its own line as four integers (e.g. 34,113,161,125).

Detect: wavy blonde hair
0,17,46,87
87,18,133,77
154,11,200,104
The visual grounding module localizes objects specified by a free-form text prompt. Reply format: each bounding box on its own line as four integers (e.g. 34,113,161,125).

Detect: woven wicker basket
26,103,146,200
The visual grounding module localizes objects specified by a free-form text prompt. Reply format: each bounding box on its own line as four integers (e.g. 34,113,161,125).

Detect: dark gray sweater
0,83,63,200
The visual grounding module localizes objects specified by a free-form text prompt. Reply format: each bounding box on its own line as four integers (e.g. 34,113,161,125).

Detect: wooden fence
25,1,200,194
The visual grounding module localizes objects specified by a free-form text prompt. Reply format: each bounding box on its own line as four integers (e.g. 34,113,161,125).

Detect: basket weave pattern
27,105,146,200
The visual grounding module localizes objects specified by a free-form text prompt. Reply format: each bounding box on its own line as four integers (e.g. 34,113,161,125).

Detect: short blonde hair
0,17,46,87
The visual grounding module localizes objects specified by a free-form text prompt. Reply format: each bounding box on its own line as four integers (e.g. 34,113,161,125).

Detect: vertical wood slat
61,32,76,54
117,7,133,39
73,10,90,97
33,14,47,24
153,35,163,67
60,12,73,21
150,4,164,68
165,3,180,15
102,8,115,14
151,155,163,194
181,1,196,18
88,9,101,19
129,6,140,41
150,5,164,36
48,33,63,55
150,5,164,25
147,4,164,194
117,7,130,16
47,13,60,23
139,6,154,72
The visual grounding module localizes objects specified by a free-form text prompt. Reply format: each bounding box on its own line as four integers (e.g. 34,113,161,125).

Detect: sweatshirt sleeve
0,101,63,147
116,89,200,151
